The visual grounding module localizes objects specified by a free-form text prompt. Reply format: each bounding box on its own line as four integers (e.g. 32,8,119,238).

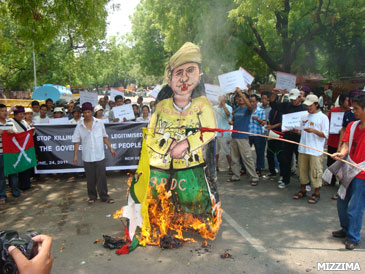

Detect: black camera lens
3,261,17,274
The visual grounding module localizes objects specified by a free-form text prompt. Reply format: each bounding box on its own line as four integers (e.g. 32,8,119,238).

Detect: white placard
329,112,344,134
148,85,161,99
48,118,70,125
218,70,247,93
204,84,223,103
282,111,307,131
239,67,254,86
275,71,296,91
110,88,125,101
112,104,135,121
80,91,98,107
100,117,109,124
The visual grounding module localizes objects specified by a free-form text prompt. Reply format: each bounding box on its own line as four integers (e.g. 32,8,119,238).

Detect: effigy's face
169,62,200,97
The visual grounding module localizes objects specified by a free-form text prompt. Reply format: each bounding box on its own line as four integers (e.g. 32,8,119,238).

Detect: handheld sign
80,91,98,107
148,85,161,99
281,111,307,131
218,70,247,93
239,67,254,87
329,112,345,134
204,84,223,103
275,71,296,91
110,89,125,101
112,104,135,121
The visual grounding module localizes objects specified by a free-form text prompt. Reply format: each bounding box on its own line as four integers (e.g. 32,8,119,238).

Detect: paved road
1,171,364,274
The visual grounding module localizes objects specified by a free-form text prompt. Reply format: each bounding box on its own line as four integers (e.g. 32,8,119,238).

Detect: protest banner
275,71,296,91
204,84,223,103
110,88,125,101
112,104,135,121
329,112,345,134
34,122,146,174
80,91,98,107
281,111,307,131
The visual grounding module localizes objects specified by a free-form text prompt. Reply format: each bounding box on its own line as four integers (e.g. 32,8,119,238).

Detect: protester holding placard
109,95,124,122
227,88,259,186
270,88,305,189
292,95,329,204
248,94,266,177
326,92,350,187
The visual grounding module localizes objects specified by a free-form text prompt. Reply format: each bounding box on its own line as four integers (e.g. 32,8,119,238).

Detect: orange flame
138,184,222,246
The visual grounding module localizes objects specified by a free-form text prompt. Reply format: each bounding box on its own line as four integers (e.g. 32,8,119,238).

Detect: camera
0,231,39,274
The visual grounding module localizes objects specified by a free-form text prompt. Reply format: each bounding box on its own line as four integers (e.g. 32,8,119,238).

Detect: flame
138,184,222,246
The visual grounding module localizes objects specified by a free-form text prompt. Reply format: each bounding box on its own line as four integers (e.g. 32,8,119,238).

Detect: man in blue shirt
227,88,259,186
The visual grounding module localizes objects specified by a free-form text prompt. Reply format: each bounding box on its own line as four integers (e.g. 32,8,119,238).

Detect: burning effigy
113,42,222,254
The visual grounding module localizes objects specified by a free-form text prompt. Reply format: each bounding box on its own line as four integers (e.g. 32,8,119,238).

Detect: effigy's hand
170,139,189,159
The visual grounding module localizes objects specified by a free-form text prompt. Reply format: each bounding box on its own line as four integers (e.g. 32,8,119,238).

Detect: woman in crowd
136,105,150,122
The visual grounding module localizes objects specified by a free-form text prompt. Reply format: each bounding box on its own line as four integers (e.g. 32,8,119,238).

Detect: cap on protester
81,102,93,112
303,94,319,106
94,105,103,113
25,108,33,113
13,106,25,115
288,88,301,100
72,106,81,113
53,107,64,113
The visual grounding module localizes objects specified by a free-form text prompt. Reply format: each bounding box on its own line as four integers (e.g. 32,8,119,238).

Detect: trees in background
0,0,364,91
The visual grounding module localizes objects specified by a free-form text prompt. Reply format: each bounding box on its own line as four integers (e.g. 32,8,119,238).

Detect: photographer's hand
8,234,54,274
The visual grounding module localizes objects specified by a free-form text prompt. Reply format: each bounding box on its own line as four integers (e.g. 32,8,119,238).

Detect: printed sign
148,85,161,99
112,104,135,121
205,84,223,103
282,111,307,131
329,112,345,134
275,71,296,91
80,91,98,107
218,70,248,93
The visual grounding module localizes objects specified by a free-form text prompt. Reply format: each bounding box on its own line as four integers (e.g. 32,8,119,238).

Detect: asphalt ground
1,168,364,274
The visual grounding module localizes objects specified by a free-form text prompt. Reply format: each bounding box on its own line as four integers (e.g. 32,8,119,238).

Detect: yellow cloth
163,42,202,85
146,96,216,170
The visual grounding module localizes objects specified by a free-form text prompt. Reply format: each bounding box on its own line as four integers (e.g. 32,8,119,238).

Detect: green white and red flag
2,129,37,176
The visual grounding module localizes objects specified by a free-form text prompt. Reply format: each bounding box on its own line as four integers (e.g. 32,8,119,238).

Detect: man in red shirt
331,94,365,250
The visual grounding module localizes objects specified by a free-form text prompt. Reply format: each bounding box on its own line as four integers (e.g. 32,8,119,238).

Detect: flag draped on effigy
2,129,37,176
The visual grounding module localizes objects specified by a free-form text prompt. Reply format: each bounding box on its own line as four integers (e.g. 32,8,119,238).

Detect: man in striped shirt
0,104,24,205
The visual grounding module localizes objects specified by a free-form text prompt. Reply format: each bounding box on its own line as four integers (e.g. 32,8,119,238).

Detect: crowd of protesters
0,95,154,206
1,86,364,250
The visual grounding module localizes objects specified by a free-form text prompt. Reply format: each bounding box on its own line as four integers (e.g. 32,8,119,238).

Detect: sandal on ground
226,178,240,182
88,199,95,204
105,199,115,204
331,194,338,200
251,181,258,186
228,168,233,175
308,193,320,204
293,190,307,199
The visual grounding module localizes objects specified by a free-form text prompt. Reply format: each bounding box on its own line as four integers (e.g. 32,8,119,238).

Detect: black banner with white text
34,122,146,174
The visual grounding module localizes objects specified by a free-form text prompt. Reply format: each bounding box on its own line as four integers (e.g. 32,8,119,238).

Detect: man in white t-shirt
293,95,329,204
33,104,49,124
